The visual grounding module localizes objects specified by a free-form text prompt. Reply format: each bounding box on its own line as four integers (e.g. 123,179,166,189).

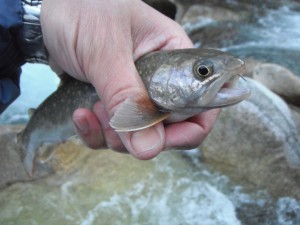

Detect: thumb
91,53,166,159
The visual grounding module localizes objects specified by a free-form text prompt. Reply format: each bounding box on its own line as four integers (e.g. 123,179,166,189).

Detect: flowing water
184,0,300,76
1,1,300,224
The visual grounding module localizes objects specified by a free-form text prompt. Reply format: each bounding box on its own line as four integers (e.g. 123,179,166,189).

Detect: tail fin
15,131,35,177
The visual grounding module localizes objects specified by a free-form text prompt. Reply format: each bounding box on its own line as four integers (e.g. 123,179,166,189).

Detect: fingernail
74,116,89,135
131,126,163,155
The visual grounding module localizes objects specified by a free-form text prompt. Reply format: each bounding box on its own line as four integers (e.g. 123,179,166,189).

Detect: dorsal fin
58,73,74,87
28,108,36,118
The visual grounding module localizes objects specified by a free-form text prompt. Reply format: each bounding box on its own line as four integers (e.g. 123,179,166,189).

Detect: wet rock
253,63,300,107
244,58,262,77
0,131,29,188
201,78,300,199
142,0,177,20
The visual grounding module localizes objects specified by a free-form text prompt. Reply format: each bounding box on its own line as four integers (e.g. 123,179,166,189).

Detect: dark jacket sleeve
0,0,25,113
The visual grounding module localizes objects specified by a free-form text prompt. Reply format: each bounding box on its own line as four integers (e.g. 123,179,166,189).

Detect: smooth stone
201,78,300,199
253,63,300,107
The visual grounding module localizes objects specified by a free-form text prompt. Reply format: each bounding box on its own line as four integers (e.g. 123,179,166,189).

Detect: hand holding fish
40,0,230,160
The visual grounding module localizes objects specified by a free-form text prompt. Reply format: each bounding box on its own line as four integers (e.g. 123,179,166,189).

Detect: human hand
41,0,220,159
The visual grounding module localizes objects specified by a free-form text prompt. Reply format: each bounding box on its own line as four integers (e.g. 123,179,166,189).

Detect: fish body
17,78,99,174
17,48,250,175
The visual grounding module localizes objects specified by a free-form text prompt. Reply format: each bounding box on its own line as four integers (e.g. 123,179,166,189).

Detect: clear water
224,6,300,75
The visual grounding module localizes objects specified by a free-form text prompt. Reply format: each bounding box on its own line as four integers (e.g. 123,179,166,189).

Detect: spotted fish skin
17,48,250,175
17,77,99,175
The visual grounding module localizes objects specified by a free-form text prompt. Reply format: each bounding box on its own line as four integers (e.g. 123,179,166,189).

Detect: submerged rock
201,78,300,198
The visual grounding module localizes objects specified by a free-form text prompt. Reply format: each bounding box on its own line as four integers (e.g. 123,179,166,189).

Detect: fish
16,48,250,176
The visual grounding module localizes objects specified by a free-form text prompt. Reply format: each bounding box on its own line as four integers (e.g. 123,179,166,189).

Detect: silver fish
17,48,250,175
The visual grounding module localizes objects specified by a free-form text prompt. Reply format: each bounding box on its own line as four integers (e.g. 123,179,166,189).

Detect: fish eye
194,61,214,78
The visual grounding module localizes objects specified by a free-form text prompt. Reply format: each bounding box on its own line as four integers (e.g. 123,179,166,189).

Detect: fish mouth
206,74,251,108
198,56,251,108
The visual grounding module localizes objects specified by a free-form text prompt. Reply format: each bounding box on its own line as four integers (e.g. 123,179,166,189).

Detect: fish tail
14,131,35,176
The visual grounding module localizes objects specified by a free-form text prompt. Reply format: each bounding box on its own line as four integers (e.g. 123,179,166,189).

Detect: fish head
146,49,250,113
111,49,251,131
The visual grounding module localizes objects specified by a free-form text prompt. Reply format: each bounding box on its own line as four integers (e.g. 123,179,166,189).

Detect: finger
89,45,166,159
92,101,127,153
188,109,221,136
99,71,166,159
73,107,105,149
164,109,221,150
118,123,165,160
93,95,166,158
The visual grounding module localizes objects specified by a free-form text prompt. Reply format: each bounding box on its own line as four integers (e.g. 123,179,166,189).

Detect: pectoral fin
109,96,169,132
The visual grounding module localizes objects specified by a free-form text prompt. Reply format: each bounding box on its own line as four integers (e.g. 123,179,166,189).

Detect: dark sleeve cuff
0,71,21,113
0,0,25,113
